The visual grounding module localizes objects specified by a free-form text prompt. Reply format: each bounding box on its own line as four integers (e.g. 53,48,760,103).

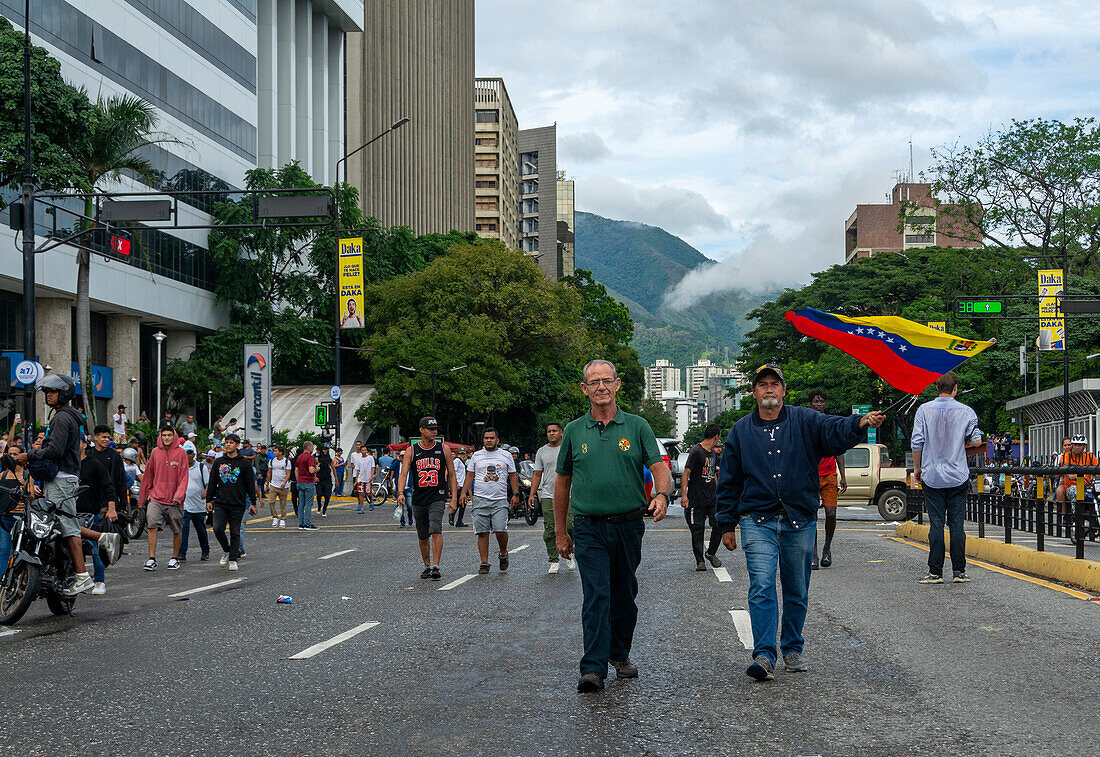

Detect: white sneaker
271,518,279,527
64,573,94,596
227,560,239,571
278,519,286,528
91,582,106,595
219,553,230,567
567,556,577,571
167,558,181,570
548,562,560,574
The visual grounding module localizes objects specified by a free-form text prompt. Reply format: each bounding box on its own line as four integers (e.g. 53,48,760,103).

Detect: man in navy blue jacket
716,365,885,681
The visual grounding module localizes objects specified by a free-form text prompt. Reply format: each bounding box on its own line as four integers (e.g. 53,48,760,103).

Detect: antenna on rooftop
909,135,914,183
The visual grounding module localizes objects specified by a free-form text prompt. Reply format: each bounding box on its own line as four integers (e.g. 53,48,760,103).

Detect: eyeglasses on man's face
585,377,618,387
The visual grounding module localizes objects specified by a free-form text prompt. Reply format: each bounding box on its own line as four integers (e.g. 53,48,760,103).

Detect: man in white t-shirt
112,404,128,441
355,447,376,512
266,445,292,528
460,428,519,574
346,441,363,511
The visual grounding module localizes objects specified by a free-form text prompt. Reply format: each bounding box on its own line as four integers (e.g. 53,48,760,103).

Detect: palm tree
74,94,181,424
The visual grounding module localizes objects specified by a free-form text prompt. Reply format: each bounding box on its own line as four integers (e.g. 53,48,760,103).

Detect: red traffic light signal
110,235,131,256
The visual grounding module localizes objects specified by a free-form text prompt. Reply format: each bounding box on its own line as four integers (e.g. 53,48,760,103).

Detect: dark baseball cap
751,364,786,386
419,416,439,429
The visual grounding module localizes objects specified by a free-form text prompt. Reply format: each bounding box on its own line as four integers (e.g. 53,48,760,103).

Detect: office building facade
346,0,474,234
556,173,575,278
645,359,681,400
0,0,361,420
686,359,726,398
519,124,570,279
473,77,519,248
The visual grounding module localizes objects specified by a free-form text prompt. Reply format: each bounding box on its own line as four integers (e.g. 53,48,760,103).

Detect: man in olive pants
529,422,575,574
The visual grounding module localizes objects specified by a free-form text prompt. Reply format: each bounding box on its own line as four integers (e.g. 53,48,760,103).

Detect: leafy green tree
72,94,181,425
635,398,676,438
915,118,1100,271
562,269,634,344
0,15,94,191
356,240,587,436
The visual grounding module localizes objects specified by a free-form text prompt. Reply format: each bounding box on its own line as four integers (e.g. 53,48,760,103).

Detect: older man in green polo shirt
554,358,672,693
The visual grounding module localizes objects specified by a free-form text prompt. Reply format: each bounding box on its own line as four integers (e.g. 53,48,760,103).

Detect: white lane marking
168,578,244,598
509,544,529,553
0,628,20,638
438,573,477,591
729,609,754,650
289,621,380,660
713,567,732,582
319,549,357,560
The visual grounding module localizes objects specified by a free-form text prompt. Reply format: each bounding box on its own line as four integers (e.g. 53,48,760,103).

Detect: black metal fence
906,465,1100,560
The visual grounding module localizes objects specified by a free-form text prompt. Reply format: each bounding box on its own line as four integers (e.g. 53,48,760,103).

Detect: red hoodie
138,432,189,507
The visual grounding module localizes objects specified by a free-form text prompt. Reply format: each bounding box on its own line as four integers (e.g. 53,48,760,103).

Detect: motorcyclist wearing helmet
1056,434,1098,521
127,437,147,468
12,375,94,595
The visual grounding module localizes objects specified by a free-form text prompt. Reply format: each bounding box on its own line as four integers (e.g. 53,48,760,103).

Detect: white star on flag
855,327,864,334
899,345,907,352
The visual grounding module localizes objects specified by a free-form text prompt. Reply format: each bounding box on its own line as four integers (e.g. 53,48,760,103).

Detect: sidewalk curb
895,522,1100,592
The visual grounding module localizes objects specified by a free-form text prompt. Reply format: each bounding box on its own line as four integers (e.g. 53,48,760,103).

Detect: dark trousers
212,503,246,560
686,504,722,563
318,480,332,513
573,515,644,676
179,511,210,557
923,482,968,575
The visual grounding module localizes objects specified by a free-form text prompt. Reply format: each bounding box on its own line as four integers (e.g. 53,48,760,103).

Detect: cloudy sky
474,0,1099,307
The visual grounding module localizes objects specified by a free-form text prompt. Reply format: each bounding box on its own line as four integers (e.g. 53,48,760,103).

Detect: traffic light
315,405,328,426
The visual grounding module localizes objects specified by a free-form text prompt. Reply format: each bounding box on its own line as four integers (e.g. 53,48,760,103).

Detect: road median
895,522,1100,593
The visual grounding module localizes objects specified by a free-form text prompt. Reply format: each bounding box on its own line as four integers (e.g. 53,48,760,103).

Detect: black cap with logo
751,364,786,386
419,416,439,429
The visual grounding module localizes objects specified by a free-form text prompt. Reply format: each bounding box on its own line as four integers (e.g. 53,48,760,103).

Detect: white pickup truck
837,443,910,520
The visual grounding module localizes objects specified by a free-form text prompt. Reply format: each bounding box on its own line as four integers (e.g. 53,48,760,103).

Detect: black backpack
26,406,85,483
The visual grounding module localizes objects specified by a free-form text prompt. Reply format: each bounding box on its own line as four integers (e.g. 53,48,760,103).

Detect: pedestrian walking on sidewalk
266,446,291,527
911,371,983,585
137,427,189,572
179,442,210,563
716,365,884,681
295,441,320,530
529,422,574,573
554,359,670,693
682,423,723,572
398,417,458,580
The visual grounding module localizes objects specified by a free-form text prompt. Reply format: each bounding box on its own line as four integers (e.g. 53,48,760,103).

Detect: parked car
837,443,911,520
655,438,681,497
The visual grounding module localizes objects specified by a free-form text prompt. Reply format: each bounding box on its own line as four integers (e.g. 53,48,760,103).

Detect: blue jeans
0,514,14,580
923,483,967,575
179,511,210,558
740,512,816,664
297,483,316,526
573,515,644,676
84,539,105,583
335,469,345,495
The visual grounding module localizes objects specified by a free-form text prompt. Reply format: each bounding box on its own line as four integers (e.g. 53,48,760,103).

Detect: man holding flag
716,365,885,681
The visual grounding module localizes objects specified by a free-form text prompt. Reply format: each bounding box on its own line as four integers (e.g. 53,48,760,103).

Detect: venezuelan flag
784,307,996,394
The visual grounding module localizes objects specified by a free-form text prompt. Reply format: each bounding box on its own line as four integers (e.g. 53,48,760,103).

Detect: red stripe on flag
785,311,941,393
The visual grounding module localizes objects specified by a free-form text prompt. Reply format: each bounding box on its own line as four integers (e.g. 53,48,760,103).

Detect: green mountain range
574,211,775,366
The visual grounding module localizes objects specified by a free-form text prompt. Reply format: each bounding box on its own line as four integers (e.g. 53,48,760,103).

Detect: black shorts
412,497,447,540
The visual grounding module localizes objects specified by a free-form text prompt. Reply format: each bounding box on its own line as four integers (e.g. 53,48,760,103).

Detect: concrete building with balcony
844,182,982,264
697,371,744,421
473,77,519,249
645,359,681,400
520,124,570,280
346,0,474,235
0,0,362,422
686,359,727,399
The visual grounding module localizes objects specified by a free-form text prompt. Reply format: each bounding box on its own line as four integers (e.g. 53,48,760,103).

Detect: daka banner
1038,269,1066,350
338,237,365,329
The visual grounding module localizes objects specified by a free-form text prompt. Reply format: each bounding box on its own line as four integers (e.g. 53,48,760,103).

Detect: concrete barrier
895,521,1100,593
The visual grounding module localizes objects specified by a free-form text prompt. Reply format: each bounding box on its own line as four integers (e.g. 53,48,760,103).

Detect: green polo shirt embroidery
556,408,663,516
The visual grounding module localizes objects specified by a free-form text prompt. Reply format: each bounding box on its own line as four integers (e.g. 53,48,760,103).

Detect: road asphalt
2,497,1097,757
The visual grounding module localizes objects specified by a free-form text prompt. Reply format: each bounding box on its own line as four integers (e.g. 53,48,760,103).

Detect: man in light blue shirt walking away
911,371,984,584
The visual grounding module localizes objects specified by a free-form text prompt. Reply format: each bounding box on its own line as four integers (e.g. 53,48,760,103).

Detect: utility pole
21,0,37,432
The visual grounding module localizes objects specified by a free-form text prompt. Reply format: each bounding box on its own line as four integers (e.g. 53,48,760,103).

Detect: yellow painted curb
895,522,1100,593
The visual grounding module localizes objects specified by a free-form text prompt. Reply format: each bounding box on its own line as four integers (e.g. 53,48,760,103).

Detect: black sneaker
746,656,775,681
695,561,707,571
420,567,432,579
918,572,944,584
499,553,509,571
811,553,819,570
820,545,832,568
952,571,971,583
431,566,441,581
478,563,490,574
705,552,722,568
300,524,319,531
200,553,210,562
577,672,605,692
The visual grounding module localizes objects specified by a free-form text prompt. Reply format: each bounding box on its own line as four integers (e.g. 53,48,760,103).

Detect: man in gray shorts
397,417,458,581
460,428,520,574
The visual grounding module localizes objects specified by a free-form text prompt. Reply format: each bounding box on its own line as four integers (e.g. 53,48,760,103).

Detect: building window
521,238,539,252
475,110,499,123
475,222,498,232
522,199,538,214
475,157,498,169
476,179,497,189
475,136,498,147
521,180,538,195
905,234,935,244
476,199,499,211
908,216,935,225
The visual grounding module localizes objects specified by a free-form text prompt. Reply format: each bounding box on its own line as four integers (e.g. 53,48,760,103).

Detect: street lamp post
20,0,37,434
330,116,409,445
398,365,467,420
129,377,137,421
207,390,213,428
153,331,166,426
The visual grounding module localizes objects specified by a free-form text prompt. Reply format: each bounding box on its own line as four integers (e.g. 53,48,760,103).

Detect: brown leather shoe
577,672,605,692
610,659,638,678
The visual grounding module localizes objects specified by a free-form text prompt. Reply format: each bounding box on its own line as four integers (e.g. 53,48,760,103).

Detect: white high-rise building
645,359,681,400
686,359,726,398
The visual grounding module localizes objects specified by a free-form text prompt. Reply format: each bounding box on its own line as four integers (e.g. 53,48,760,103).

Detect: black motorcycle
0,484,89,625
518,460,539,525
